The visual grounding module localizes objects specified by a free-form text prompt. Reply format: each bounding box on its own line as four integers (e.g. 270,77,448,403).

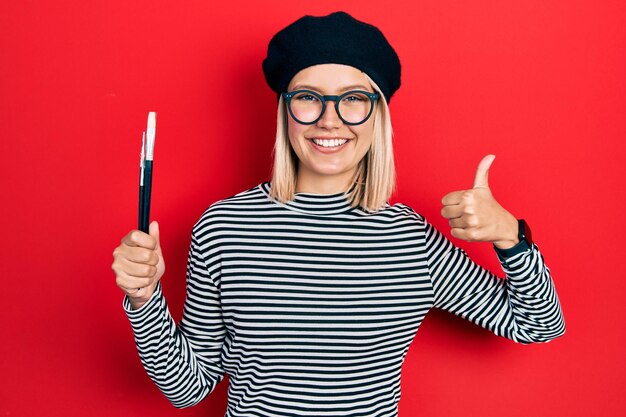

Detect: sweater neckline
259,181,357,215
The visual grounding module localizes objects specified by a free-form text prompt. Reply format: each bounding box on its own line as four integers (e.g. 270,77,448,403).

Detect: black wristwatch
517,218,533,247
494,219,533,259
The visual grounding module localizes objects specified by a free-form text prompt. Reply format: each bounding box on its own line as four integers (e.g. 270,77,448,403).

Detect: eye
342,93,367,103
294,93,319,102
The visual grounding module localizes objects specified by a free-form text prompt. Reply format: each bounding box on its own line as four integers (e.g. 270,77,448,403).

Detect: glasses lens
338,92,373,124
287,91,375,125
289,91,323,124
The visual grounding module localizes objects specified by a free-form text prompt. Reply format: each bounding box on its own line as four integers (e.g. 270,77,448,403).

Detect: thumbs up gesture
441,155,520,249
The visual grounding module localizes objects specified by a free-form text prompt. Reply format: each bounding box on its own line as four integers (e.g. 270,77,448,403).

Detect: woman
111,11,565,416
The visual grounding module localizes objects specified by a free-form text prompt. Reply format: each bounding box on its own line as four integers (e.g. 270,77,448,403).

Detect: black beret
262,11,401,104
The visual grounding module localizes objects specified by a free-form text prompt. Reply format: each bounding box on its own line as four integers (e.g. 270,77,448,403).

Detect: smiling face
286,64,376,194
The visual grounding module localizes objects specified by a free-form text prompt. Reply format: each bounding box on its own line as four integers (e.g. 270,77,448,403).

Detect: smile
309,138,351,148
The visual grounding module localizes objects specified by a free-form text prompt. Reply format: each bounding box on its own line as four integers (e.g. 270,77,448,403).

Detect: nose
316,100,342,129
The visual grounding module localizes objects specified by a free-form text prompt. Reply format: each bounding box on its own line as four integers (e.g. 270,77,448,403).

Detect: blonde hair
270,75,396,212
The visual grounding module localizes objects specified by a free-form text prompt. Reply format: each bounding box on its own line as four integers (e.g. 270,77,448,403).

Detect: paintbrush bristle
146,112,157,160
140,131,146,165
147,112,156,130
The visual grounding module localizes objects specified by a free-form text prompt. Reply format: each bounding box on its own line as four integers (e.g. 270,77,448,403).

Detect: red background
1,1,624,416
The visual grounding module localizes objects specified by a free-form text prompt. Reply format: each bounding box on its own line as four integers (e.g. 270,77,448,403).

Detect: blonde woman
112,11,565,417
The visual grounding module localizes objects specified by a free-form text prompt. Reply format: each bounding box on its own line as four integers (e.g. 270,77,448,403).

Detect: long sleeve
424,219,565,344
121,181,567,415
123,229,226,408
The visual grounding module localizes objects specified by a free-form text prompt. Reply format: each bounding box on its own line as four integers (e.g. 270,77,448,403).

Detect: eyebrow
290,84,373,93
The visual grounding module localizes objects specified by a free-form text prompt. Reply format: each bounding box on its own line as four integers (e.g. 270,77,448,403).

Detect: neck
295,168,355,194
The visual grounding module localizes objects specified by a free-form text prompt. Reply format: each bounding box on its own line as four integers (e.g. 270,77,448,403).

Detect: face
286,64,376,192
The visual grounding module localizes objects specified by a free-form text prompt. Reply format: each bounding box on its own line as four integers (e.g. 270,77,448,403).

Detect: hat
262,11,401,103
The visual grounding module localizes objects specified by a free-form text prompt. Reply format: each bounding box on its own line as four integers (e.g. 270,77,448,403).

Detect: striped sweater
123,181,565,416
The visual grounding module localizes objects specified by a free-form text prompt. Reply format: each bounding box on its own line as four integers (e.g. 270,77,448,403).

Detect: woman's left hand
441,154,520,250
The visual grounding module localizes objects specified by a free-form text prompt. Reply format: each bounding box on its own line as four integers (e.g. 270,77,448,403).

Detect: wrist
129,298,149,310
128,283,158,310
492,213,520,249
493,237,519,250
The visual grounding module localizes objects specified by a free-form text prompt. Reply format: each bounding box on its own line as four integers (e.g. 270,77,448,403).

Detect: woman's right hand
112,220,165,310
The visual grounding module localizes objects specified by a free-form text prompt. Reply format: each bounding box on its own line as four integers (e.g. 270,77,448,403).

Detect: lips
307,136,353,148
306,137,353,154
311,137,349,147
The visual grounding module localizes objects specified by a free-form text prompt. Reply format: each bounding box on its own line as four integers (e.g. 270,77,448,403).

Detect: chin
306,162,354,177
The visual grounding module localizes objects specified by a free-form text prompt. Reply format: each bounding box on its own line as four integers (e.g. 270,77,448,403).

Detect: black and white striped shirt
124,181,565,416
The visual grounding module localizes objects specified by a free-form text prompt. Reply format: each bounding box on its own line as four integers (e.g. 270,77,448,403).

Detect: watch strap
494,238,531,260
494,218,533,260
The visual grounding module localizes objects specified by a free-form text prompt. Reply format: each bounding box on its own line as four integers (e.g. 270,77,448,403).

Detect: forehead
288,64,372,93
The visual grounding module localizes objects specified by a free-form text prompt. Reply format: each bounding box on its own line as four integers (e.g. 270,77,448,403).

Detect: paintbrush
139,112,156,233
139,131,146,231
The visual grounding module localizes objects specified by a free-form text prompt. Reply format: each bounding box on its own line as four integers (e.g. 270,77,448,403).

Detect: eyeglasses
282,89,379,126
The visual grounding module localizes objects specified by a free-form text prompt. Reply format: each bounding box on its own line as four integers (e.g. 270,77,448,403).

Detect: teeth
312,138,349,148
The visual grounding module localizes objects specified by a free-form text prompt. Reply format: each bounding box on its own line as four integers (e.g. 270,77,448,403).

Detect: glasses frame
282,89,380,126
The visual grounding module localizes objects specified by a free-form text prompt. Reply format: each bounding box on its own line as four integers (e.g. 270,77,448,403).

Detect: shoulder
192,182,269,233
356,201,432,234
377,202,427,224
208,182,269,210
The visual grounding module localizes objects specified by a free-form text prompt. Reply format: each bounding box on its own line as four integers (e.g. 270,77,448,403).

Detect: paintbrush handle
140,160,153,233
139,183,145,232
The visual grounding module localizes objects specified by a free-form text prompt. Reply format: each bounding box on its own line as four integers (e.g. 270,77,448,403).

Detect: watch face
519,219,532,245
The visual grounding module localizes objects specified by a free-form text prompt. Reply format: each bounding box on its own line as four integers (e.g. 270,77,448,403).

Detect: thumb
149,220,161,252
473,154,496,189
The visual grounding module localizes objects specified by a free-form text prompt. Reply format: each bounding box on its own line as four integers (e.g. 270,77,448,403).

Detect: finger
132,287,151,299
124,246,159,266
441,205,463,219
149,221,161,253
121,229,157,250
450,227,479,242
448,217,468,229
450,227,466,240
473,154,496,189
451,225,487,242
449,214,480,229
123,285,154,301
121,285,148,301
117,282,141,295
115,272,152,290
119,257,157,278
441,190,466,206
